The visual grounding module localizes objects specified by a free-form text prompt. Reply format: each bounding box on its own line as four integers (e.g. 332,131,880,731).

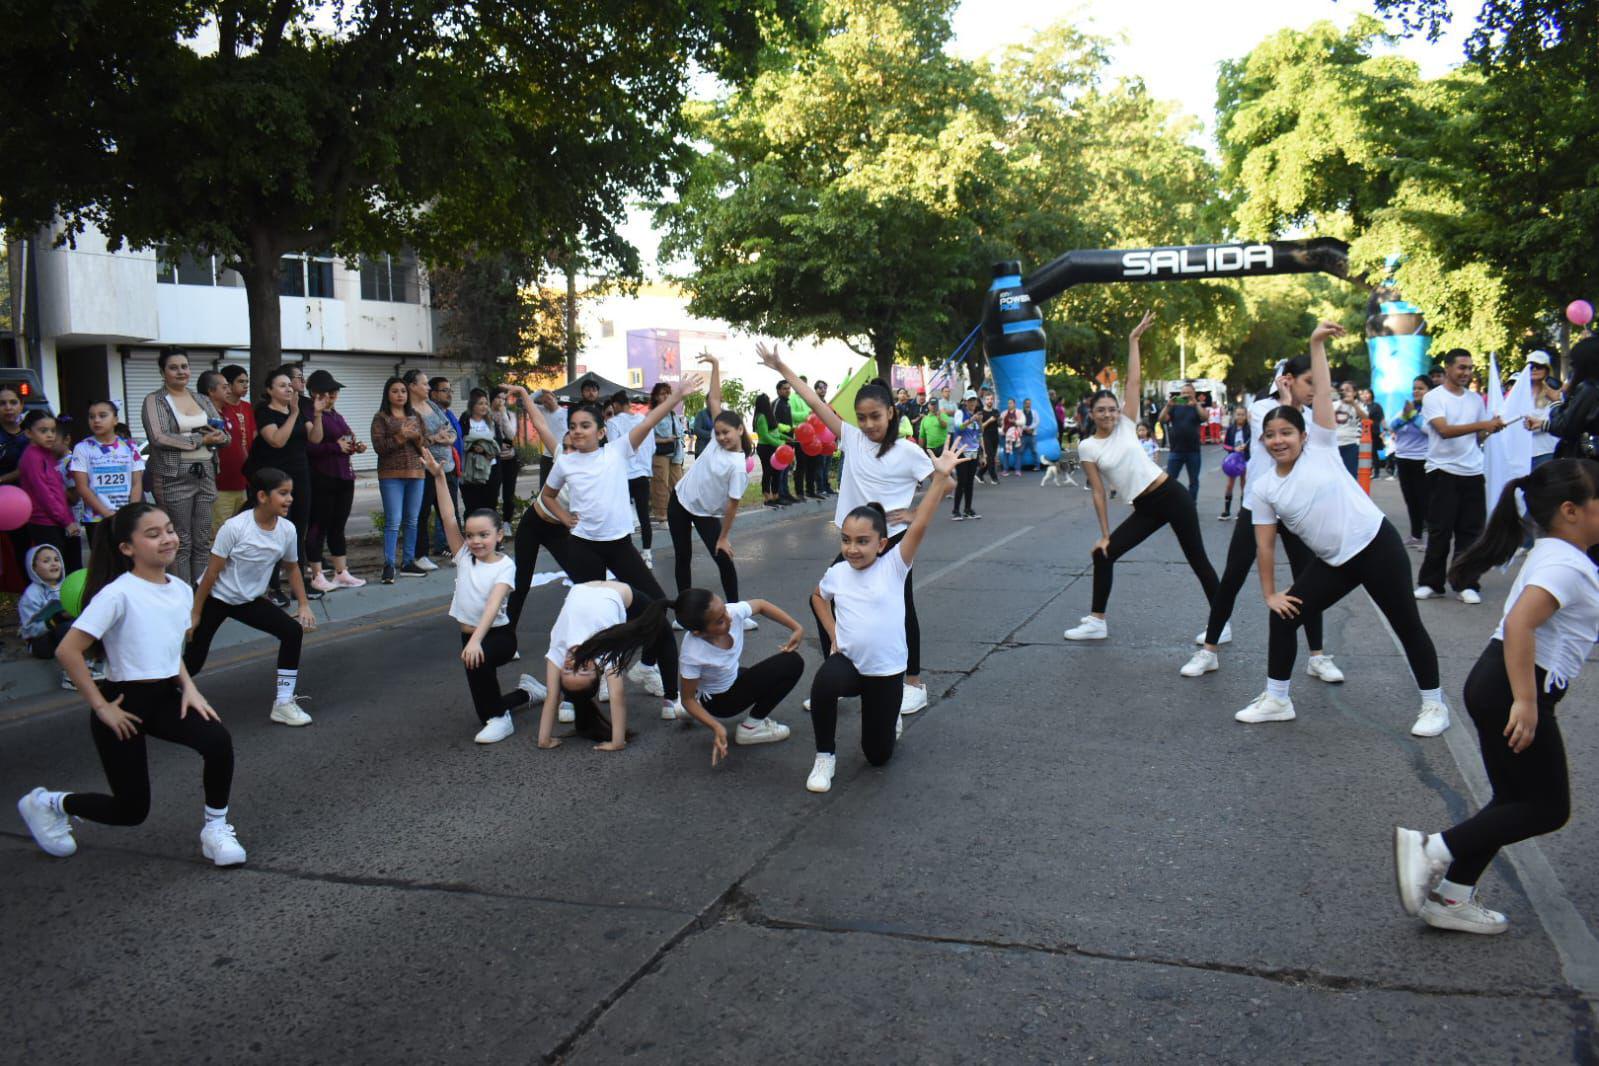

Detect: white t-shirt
676,443,749,518
545,405,568,456
1241,397,1301,513
679,600,753,696
449,547,515,628
834,423,934,537
818,545,912,676
1252,422,1384,565
1494,537,1599,691
68,438,145,521
72,570,193,682
1529,397,1557,458
546,436,638,542
467,417,499,468
1334,401,1365,446
546,584,627,669
1079,415,1163,500
209,511,297,605
605,413,655,479
1422,386,1486,476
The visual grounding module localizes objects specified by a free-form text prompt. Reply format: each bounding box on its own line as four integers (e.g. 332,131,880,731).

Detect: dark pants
499,457,521,524
1396,457,1430,538
628,476,653,550
809,652,903,763
1417,471,1487,592
698,651,804,721
982,431,1000,480
508,511,576,627
668,493,738,601
1165,450,1201,501
756,444,778,496
538,455,554,490
565,538,676,697
307,473,354,564
269,465,312,590
461,626,530,722
791,452,811,497
62,679,233,825
1338,443,1360,477
814,529,920,675
23,524,82,573
1441,640,1570,885
1269,521,1437,688
1092,478,1219,615
953,460,976,514
1203,507,1323,649
29,620,69,659
184,595,303,675
416,469,461,557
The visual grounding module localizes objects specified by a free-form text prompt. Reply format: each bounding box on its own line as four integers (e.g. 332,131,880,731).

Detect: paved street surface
3,454,1597,1063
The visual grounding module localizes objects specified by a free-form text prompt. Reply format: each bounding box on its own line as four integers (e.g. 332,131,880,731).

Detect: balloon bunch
794,414,837,457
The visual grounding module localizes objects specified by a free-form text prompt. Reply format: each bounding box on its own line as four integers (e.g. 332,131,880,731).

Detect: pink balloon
1567,300,1594,327
745,454,756,474
0,485,30,531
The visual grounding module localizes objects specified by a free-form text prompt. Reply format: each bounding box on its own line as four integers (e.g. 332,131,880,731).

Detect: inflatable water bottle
1366,255,1431,428
981,260,1061,463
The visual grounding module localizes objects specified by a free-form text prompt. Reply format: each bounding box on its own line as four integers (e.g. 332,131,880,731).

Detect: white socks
1435,877,1474,905
275,669,298,704
204,805,229,824
1420,687,1444,705
1424,833,1453,865
1266,678,1292,702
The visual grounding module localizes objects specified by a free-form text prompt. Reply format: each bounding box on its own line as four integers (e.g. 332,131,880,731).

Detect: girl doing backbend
1065,312,1219,643
1395,458,1599,934
1236,322,1446,736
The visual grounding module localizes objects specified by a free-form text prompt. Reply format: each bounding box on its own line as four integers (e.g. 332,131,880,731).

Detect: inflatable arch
978,237,1351,462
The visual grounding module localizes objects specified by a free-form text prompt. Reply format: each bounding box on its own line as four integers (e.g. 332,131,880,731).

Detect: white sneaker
671,620,685,632
17,788,76,857
1458,589,1482,605
806,753,837,793
558,701,575,724
661,697,688,720
199,820,247,866
1306,655,1345,684
1064,616,1108,641
802,698,811,712
474,712,515,744
900,683,928,715
597,676,610,703
628,662,665,697
1235,693,1296,723
641,548,654,569
1420,890,1509,934
1393,827,1446,916
742,617,759,632
518,674,547,702
1194,623,1232,646
736,717,791,745
269,699,313,727
1411,700,1450,737
1179,649,1218,677
412,556,439,572
1414,585,1440,600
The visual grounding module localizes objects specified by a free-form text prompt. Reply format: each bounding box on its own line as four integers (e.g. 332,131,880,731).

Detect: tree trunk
240,237,284,396
564,259,578,380
872,331,896,382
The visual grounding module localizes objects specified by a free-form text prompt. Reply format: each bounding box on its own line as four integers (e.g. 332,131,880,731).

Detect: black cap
306,369,344,393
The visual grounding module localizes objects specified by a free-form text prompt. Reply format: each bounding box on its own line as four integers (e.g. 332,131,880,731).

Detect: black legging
565,540,677,697
756,444,778,495
982,429,1000,480
698,651,803,720
1268,520,1438,688
1395,457,1429,539
508,511,577,627
307,473,354,565
813,528,920,676
62,679,233,825
668,493,738,600
952,460,976,514
270,466,312,589
1441,640,1570,885
809,651,903,763
628,476,653,550
499,457,521,524
184,595,304,675
1203,506,1323,648
460,626,531,723
1091,477,1219,615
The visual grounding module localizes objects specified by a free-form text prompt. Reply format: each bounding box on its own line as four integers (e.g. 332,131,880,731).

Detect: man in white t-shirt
535,389,568,489
1416,348,1505,602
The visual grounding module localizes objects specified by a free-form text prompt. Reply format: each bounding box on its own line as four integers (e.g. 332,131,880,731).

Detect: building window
279,252,337,299
359,251,420,304
157,247,240,287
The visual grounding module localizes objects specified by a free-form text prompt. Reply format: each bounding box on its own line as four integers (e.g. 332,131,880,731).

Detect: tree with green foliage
429,251,579,381
0,0,798,386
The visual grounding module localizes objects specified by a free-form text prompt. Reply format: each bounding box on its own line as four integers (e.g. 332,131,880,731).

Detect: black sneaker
399,562,429,577
381,564,396,585
265,589,290,609
965,511,981,520
303,587,325,601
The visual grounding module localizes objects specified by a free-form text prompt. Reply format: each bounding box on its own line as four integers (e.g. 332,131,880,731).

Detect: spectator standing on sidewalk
1159,382,1205,502
303,370,365,592
649,381,687,523
534,388,567,488
142,349,228,585
407,371,459,571
490,386,522,525
207,368,253,533
372,376,428,585
1392,376,1434,547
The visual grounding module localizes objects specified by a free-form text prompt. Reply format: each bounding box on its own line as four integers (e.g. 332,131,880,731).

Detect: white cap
1526,350,1552,367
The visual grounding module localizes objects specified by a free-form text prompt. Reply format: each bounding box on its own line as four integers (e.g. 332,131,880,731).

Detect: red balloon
772,444,795,470
815,427,836,449
795,422,817,446
801,437,827,456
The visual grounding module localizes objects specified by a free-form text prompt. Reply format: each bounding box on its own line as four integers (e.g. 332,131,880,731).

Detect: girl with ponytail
1396,458,1599,935
668,353,753,609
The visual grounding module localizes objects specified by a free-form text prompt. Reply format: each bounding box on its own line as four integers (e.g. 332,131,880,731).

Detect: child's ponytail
1450,458,1599,586
570,588,715,674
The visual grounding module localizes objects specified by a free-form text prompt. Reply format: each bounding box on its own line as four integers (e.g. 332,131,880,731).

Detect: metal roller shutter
301,354,403,473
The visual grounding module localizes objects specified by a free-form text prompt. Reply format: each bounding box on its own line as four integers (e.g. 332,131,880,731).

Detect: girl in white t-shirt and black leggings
185,466,319,727
1393,458,1599,935
805,443,966,794
1237,323,1445,737
1066,312,1219,644
669,354,751,609
757,343,936,715
17,503,247,867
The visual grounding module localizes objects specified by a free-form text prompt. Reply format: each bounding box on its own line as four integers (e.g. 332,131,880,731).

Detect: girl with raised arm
1065,312,1219,645
1236,323,1445,736
503,384,579,626
668,353,752,612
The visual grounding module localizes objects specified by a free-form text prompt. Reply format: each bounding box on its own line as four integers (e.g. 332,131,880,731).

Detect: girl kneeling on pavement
805,442,966,794
17,503,246,866
420,448,545,745
1394,457,1599,935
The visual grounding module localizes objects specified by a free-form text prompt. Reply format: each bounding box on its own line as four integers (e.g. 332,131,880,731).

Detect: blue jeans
1020,435,1038,470
379,477,425,567
1166,450,1201,501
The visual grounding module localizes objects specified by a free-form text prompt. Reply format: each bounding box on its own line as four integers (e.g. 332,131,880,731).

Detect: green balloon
60,569,88,618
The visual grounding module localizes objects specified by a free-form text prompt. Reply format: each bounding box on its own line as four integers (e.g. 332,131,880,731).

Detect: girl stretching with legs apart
1181,357,1345,683
1236,322,1446,735
805,443,966,794
420,447,545,745
1395,458,1599,934
17,504,246,866
185,467,318,727
758,343,936,715
1066,312,1219,643
669,353,751,617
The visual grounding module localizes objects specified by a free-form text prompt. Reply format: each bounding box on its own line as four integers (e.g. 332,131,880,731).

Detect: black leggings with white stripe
1092,477,1219,615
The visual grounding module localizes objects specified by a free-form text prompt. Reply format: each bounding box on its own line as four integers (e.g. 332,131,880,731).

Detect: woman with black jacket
1545,336,1599,459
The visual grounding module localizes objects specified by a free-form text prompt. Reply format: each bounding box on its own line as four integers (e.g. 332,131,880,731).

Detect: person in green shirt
753,392,793,508
918,405,951,452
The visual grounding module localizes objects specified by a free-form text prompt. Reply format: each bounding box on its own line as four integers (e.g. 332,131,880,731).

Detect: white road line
919,525,1037,587
1364,591,1599,1000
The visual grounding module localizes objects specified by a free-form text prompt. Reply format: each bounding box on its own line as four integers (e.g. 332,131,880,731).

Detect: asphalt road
3,454,1596,1063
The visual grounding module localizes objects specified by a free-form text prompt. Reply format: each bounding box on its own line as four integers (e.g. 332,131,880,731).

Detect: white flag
1484,352,1534,513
